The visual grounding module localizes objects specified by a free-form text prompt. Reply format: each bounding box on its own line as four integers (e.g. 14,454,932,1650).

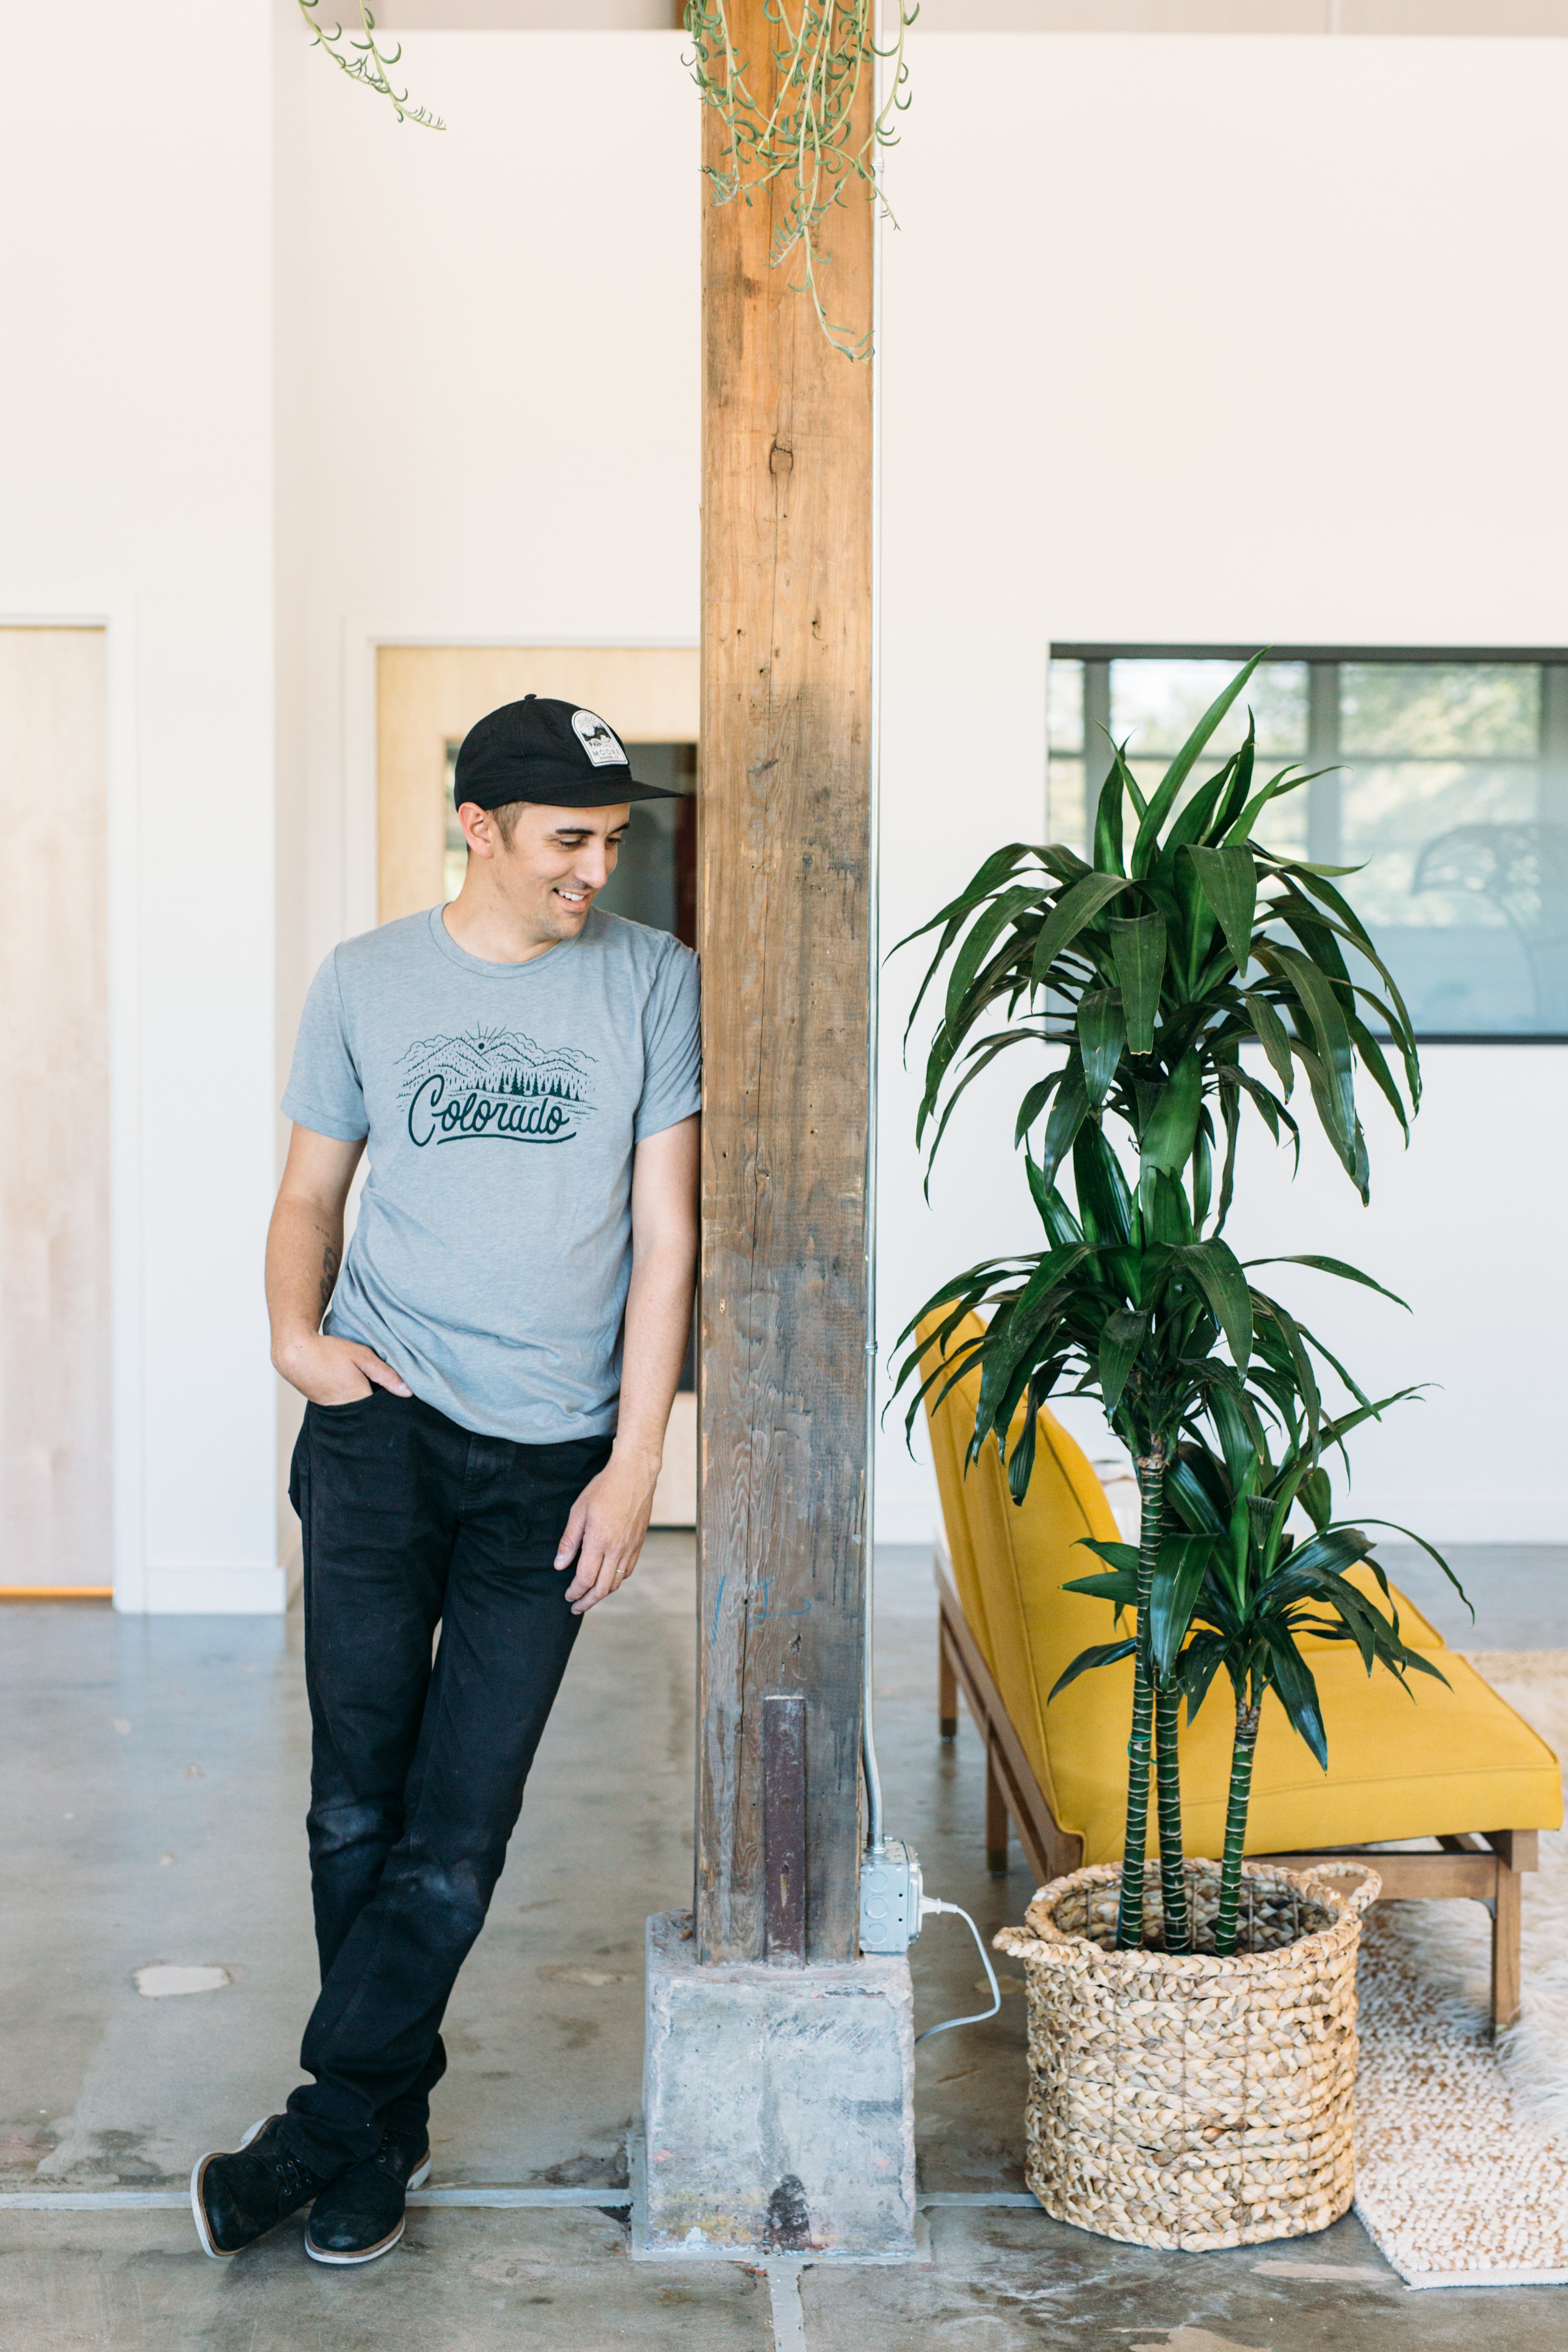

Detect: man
191,695,699,2267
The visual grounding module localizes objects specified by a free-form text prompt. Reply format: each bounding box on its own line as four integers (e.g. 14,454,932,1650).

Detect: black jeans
277,1386,611,2173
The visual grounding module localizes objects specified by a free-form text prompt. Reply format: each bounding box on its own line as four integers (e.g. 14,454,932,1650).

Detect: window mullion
1306,663,1340,866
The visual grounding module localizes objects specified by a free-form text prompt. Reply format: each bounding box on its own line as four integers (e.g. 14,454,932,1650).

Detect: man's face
463,800,630,942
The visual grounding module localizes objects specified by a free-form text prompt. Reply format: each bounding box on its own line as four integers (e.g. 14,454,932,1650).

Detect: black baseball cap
453,694,679,813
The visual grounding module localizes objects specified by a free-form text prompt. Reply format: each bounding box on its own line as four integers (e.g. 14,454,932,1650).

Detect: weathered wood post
641,2,915,2259
693,14,875,1974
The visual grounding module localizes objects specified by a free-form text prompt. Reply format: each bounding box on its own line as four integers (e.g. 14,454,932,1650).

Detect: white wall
0,1,280,1608
7,17,1561,1601
874,31,1568,1540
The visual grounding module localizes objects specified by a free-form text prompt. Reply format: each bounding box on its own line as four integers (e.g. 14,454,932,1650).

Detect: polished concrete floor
4,1539,1566,2348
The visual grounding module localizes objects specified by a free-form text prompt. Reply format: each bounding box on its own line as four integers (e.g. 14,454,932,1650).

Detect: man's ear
456,801,498,860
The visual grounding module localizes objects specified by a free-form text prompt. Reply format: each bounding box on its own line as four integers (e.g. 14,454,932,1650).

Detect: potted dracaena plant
893,652,1430,1954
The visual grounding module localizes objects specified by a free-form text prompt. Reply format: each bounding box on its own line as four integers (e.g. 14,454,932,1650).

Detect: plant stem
1154,1681,1190,1953
1116,1445,1166,1951
1214,1699,1261,1957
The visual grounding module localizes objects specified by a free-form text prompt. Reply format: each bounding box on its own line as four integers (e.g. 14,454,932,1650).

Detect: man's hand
553,1118,698,1616
554,1444,661,1615
273,1329,413,1408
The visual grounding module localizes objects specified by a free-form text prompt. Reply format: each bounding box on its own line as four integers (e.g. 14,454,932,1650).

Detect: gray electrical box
857,1840,923,1957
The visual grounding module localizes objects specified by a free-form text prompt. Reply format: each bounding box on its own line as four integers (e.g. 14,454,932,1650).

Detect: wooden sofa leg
986,1743,1009,1875
939,1632,958,1741
1492,1858,1523,2033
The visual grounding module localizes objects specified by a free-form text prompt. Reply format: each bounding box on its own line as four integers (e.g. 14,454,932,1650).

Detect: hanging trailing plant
297,2,444,130
684,1,916,358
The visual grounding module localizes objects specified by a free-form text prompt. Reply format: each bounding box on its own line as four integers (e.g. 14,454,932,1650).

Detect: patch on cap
571,709,628,769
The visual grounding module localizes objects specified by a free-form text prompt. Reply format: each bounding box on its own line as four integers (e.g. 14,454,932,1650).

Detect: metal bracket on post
763,1693,807,1965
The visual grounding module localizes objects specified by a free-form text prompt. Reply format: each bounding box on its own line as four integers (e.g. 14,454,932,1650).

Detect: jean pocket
310,1390,378,1416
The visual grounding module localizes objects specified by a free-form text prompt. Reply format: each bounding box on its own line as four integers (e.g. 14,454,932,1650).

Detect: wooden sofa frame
935,1540,1539,2030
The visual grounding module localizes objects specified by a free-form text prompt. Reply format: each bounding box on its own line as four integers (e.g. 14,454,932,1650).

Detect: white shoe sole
189,2116,274,2261
303,2152,431,2268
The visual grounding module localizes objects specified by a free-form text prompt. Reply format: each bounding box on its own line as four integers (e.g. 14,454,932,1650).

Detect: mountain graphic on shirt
399,1026,597,1108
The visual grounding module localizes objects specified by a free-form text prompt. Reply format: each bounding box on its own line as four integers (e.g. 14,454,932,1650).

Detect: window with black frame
1047,649,1568,1041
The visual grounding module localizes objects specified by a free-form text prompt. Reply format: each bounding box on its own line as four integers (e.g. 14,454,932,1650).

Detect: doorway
0,627,111,1594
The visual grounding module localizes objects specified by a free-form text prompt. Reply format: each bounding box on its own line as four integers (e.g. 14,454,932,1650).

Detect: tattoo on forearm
315,1226,340,1321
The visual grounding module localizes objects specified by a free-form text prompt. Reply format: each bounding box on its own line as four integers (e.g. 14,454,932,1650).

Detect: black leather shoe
303,2131,431,2266
190,2116,339,2258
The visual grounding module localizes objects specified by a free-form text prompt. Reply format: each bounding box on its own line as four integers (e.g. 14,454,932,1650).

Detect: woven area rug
1353,1649,1568,2288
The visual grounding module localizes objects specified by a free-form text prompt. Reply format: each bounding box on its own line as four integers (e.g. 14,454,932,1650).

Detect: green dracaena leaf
1076,1538,1141,1574
1014,1069,1064,1149
1130,652,1267,878
1242,990,1295,1099
1097,1305,1148,1419
1072,1121,1133,1246
1024,1159,1082,1245
1108,913,1167,1054
1139,1165,1193,1245
1162,740,1250,870
1187,845,1258,976
1221,762,1315,850
1261,1629,1328,1770
1029,870,1132,989
1147,1534,1218,1682
1062,1568,1140,1613
1138,1053,1203,1178
1242,1254,1409,1310
1179,1630,1231,1719
1048,1638,1138,1703
942,886,1040,1037
1076,990,1126,1110
1177,1239,1253,1369
1038,1058,1090,1192
1298,1467,1333,1532
889,840,1036,962
1265,943,1358,1158
1092,756,1129,874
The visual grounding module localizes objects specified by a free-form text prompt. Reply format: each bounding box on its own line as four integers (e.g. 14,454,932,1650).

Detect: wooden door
0,628,111,1593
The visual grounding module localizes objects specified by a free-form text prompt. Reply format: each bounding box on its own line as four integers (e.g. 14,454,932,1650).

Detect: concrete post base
641,1910,917,2259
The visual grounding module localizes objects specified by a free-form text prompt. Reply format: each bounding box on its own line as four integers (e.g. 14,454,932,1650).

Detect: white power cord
914,1898,1002,2043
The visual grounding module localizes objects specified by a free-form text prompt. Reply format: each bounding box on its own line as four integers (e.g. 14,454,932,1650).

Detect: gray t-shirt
282,906,700,1444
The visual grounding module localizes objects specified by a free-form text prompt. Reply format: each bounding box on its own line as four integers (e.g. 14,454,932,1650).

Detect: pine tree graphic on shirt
399,1026,597,1148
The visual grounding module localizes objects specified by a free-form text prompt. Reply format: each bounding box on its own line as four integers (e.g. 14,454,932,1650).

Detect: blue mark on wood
706,1571,812,1640
758,1577,811,1622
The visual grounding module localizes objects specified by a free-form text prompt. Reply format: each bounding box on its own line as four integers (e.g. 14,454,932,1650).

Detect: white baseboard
866,1496,1566,1548
136,1550,300,1615
1351,1499,1567,1547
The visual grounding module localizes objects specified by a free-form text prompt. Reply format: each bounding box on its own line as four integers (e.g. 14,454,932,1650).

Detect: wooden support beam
695,4,875,1964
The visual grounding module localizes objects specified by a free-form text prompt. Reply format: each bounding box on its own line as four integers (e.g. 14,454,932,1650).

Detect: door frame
0,597,144,1608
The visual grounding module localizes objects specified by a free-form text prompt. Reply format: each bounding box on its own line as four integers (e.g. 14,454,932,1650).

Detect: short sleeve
281,949,369,1142
635,943,701,1141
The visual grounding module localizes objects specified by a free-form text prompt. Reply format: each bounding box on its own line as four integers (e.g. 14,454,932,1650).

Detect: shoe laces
273,2149,322,2203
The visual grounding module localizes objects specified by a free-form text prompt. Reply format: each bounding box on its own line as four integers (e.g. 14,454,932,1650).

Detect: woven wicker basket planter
994,1858,1379,2253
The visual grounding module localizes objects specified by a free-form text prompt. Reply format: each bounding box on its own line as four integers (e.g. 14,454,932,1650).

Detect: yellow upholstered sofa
923,1311,1562,2028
